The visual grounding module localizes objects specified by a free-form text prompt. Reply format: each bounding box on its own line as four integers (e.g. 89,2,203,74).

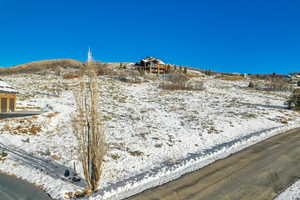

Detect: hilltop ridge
0,59,82,75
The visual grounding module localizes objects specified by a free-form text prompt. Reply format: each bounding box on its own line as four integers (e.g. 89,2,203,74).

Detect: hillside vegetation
0,59,82,75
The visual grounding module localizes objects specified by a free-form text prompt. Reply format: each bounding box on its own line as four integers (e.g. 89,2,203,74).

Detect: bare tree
72,61,106,195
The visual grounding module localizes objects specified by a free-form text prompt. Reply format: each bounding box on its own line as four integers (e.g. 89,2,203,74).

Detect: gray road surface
0,111,44,119
128,128,300,200
0,173,52,200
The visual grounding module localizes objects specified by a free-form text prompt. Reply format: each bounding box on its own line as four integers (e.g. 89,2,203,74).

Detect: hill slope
0,59,82,75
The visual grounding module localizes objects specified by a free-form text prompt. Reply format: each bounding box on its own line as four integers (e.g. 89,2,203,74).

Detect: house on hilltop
135,57,174,74
135,57,165,67
0,80,17,113
290,72,300,84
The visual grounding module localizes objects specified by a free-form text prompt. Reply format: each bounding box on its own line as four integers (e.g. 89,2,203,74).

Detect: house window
9,98,15,112
1,98,7,113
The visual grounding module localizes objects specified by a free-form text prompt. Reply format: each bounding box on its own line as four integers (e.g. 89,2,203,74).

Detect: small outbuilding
0,80,17,113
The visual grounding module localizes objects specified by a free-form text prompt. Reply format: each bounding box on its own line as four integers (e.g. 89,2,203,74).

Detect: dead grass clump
51,154,61,160
15,124,41,135
63,74,80,79
1,118,41,135
128,150,144,157
46,112,59,118
64,189,91,199
110,154,121,160
2,124,41,135
221,76,244,80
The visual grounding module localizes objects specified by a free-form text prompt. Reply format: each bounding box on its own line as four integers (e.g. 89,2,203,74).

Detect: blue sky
0,0,299,74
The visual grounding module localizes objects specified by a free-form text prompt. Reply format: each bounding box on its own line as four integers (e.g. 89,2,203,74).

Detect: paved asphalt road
128,128,300,200
0,173,52,200
0,111,44,119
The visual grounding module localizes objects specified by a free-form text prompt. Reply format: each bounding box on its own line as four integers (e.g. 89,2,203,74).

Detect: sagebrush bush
160,73,205,91
264,78,292,92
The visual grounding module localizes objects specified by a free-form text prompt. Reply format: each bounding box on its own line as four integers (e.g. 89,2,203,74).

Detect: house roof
0,80,17,93
136,57,165,66
141,57,165,65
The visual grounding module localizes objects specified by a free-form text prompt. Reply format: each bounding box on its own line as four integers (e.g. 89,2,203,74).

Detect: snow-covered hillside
0,73,299,199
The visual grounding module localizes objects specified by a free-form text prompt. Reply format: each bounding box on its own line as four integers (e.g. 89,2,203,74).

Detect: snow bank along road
0,173,52,200
128,128,300,200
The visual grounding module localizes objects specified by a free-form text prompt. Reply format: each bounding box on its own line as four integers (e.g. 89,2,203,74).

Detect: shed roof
0,80,17,93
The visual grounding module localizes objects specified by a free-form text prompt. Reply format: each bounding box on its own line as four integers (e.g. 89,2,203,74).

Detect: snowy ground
0,73,300,199
276,180,300,200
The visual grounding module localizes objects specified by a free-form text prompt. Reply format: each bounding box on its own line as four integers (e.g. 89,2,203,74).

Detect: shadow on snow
0,142,86,188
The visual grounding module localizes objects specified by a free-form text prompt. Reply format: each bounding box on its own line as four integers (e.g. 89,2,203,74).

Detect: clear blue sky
0,0,299,74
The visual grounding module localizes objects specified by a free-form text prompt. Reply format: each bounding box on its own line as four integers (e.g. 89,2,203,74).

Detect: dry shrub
94,62,118,76
72,61,106,194
249,78,292,92
263,78,292,92
2,123,41,135
63,74,80,79
166,73,189,83
186,79,205,90
117,71,143,84
287,89,300,109
128,150,144,156
220,76,244,80
46,112,59,118
248,81,255,88
160,73,205,91
160,73,189,90
51,154,61,161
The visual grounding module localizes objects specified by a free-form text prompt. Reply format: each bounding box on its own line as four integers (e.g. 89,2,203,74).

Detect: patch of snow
0,79,17,93
275,180,300,200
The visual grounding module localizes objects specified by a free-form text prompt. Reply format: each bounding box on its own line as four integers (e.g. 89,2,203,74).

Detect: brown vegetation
63,74,80,79
46,112,59,118
2,123,41,135
220,76,244,80
159,73,205,91
0,59,82,75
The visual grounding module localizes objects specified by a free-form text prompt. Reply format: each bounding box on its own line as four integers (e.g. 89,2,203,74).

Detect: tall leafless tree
72,61,106,194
